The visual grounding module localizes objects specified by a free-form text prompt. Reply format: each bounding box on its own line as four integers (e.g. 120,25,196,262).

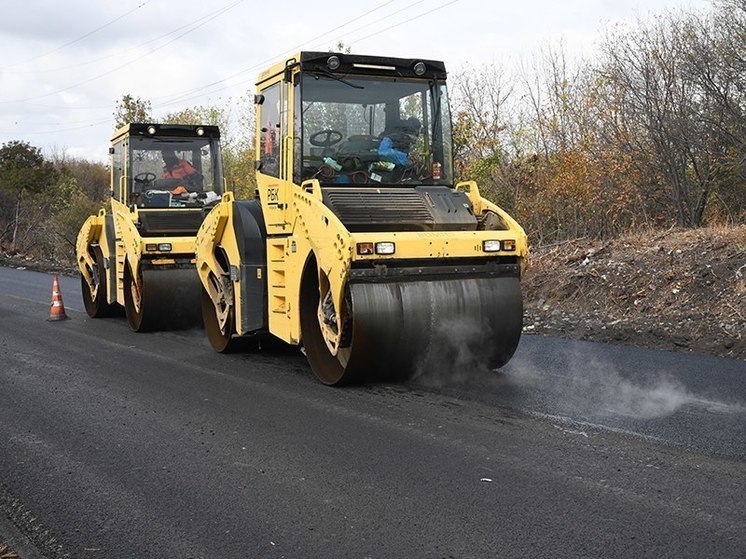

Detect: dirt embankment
522,225,746,360
1,225,744,361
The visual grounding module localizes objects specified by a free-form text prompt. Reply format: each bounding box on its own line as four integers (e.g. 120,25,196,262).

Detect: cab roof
111,123,221,143
256,51,447,86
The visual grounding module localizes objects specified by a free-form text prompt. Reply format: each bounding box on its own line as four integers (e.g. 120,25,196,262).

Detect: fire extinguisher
432,161,442,180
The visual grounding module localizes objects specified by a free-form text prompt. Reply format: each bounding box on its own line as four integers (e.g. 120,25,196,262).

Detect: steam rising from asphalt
412,318,494,386
412,325,705,420
507,352,696,419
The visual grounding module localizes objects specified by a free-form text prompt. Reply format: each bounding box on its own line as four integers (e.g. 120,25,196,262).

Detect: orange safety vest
162,159,196,179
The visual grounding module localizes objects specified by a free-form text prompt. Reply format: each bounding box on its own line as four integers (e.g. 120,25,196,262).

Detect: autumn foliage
452,0,745,242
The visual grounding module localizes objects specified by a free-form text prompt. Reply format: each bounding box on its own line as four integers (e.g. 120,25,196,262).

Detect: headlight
483,240,501,252
375,242,395,255
157,243,172,252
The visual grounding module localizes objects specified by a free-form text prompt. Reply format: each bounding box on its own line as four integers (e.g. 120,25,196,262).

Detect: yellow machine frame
196,54,527,357
77,123,222,330
77,198,197,307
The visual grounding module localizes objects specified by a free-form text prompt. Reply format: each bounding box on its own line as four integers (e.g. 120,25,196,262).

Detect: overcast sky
0,0,710,162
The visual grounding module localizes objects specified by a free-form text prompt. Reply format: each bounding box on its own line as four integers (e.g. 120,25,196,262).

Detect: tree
114,94,152,128
64,159,109,202
48,178,100,259
451,62,530,220
0,141,56,252
680,0,746,223
47,150,109,202
595,8,746,228
163,104,228,130
162,100,257,198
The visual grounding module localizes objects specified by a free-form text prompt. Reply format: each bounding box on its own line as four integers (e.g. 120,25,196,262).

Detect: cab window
259,83,281,178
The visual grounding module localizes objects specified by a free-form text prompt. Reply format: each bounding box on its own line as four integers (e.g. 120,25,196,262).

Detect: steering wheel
309,129,343,147
134,172,156,184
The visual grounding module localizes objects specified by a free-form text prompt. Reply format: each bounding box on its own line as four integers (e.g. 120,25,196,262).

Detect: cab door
256,79,289,234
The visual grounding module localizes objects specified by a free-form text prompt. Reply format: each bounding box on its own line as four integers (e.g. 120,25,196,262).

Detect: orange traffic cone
48,274,68,321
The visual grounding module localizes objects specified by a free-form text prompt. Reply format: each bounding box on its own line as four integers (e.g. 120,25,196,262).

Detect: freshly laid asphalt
0,266,744,558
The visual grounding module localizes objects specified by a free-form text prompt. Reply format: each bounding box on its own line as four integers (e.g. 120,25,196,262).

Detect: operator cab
110,123,224,209
257,52,454,188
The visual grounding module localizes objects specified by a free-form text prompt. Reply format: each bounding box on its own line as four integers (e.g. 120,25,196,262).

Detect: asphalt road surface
0,266,744,558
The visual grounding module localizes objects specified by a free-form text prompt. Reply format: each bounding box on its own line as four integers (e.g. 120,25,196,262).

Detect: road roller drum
301,273,523,385
124,268,201,332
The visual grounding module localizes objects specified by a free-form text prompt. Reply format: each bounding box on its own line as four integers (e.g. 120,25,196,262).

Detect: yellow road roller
77,123,224,331
196,52,527,384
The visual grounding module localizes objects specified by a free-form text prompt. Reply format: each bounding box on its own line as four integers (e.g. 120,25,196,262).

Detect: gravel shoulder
522,225,745,360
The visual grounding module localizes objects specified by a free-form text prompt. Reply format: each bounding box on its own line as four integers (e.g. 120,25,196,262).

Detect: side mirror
284,57,297,83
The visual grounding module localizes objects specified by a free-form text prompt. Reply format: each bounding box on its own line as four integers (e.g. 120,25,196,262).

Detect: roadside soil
0,540,19,559
522,225,745,360
1,225,744,361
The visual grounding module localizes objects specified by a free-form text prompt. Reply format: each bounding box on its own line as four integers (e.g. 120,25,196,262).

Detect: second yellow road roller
77,123,224,331
196,52,528,384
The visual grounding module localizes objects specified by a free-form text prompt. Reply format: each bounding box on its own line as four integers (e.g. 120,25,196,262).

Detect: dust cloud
412,318,497,387
413,327,709,419
507,351,698,419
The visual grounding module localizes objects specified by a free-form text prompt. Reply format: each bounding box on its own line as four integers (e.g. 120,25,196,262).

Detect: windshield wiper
313,65,364,89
